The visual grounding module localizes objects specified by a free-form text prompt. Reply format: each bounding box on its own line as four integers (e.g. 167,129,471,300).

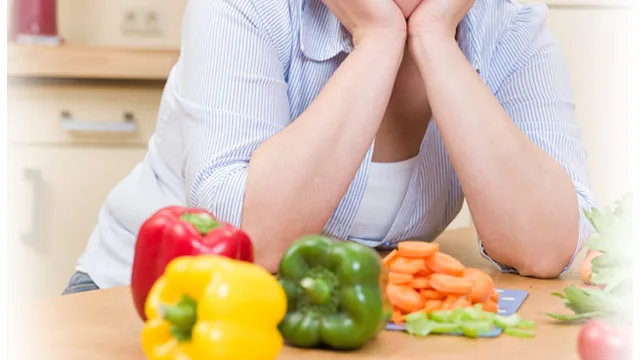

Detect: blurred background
5,0,634,303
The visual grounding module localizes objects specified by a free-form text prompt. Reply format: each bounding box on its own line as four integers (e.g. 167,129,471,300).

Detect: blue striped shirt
78,0,597,288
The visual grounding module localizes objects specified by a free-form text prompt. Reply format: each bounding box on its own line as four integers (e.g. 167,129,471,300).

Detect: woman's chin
395,0,422,18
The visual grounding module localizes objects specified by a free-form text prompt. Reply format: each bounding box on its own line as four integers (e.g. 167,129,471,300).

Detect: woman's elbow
516,243,576,279
483,235,575,279
516,261,566,279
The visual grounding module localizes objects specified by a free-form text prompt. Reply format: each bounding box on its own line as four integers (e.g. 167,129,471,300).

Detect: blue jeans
62,271,100,295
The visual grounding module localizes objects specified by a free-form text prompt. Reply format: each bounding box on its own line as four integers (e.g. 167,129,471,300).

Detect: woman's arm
246,34,406,271
409,9,595,278
180,0,406,272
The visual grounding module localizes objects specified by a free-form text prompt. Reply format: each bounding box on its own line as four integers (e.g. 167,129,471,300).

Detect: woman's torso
77,0,534,288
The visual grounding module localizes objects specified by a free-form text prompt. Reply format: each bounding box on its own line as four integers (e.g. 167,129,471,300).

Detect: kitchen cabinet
6,79,163,302
7,147,147,303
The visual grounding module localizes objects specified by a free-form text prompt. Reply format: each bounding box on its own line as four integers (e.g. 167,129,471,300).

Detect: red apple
577,319,632,360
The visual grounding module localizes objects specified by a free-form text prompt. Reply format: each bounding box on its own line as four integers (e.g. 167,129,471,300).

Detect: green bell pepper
277,235,387,350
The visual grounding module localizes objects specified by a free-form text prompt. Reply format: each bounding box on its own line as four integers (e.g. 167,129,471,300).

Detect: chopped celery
494,314,521,329
449,308,465,323
429,310,452,323
504,327,536,338
405,313,433,337
516,318,536,330
403,304,536,339
430,323,461,334
460,321,493,338
461,306,483,321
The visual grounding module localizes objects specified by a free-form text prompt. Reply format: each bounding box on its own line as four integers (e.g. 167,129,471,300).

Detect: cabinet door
546,8,633,205
7,146,147,303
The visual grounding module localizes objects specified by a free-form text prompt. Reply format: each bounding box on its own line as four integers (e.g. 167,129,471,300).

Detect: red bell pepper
130,206,254,320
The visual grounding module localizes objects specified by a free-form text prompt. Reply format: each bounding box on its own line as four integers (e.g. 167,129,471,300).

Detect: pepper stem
179,213,220,235
161,295,198,342
300,277,331,305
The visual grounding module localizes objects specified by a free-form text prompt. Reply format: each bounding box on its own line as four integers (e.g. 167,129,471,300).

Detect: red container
10,0,62,45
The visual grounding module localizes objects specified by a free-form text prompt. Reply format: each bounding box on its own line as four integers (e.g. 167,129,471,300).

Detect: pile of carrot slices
382,241,499,325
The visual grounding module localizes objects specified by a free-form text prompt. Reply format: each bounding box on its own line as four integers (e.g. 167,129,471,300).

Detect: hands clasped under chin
321,0,475,48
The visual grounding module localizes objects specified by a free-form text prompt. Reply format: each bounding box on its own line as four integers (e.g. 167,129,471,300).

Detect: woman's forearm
410,33,579,278
243,34,406,271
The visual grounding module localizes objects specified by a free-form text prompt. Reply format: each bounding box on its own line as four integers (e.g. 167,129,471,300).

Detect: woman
64,0,596,294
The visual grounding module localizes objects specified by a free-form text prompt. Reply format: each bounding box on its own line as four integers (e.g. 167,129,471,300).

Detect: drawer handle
23,168,44,246
60,111,138,133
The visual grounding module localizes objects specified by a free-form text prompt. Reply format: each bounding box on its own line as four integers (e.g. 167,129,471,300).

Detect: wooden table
9,227,587,360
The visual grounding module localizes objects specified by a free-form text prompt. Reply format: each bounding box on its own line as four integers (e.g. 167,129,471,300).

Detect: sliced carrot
462,268,495,304
389,256,426,275
410,276,431,289
417,293,426,309
421,299,443,313
425,252,465,276
397,241,440,258
389,272,413,285
415,266,433,277
441,295,457,310
429,273,473,295
386,284,423,313
391,307,405,324
420,289,445,301
451,296,471,310
490,290,499,303
481,299,499,313
382,250,399,268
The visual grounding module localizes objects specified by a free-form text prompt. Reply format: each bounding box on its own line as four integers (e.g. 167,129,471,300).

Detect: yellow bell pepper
140,255,287,360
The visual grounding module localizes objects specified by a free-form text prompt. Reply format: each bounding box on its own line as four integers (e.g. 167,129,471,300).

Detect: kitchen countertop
9,227,587,360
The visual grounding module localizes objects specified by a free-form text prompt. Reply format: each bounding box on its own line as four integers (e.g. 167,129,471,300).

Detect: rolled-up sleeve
173,0,292,227
478,4,598,274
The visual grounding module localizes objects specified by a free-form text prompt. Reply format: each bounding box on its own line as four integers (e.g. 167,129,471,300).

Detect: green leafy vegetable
546,193,633,323
544,311,611,321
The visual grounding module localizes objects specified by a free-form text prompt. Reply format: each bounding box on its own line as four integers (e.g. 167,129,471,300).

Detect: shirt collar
300,0,482,71
299,0,353,61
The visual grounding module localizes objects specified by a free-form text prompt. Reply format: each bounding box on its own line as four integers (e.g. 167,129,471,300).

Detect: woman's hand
407,0,475,39
322,0,407,46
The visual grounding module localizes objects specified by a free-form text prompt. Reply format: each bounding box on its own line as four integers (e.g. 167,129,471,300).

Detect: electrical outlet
120,8,164,36
144,10,163,35
120,10,142,34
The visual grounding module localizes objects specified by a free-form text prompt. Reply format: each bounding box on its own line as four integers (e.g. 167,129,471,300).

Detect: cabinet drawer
8,80,164,146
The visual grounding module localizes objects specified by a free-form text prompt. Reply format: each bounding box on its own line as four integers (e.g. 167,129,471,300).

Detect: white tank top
349,156,418,246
